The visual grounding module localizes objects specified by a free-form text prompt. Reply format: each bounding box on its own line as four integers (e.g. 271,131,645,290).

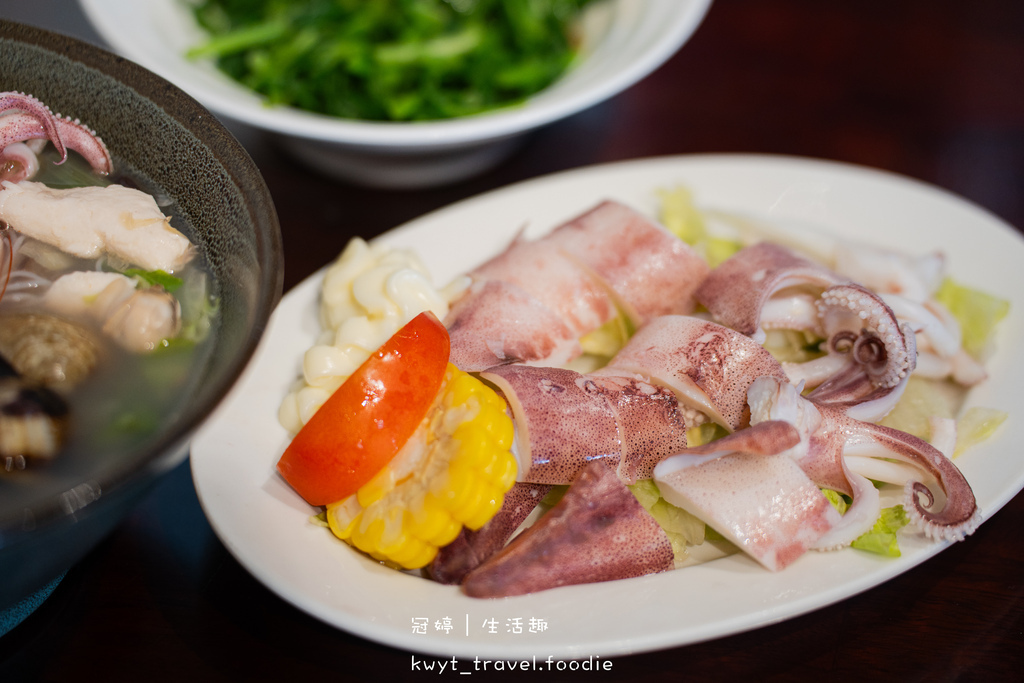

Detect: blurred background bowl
80,0,712,188
0,20,283,608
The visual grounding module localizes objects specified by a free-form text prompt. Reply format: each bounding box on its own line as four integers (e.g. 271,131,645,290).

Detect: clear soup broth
0,149,218,522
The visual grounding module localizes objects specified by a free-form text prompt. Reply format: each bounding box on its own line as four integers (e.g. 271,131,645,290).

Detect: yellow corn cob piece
325,363,517,569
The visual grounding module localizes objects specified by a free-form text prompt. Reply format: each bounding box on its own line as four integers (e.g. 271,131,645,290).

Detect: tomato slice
277,311,450,506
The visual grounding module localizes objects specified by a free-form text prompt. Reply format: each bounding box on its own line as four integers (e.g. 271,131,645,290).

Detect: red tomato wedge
277,311,450,506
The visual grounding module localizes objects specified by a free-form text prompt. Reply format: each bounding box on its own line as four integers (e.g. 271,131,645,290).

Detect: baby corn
325,364,517,569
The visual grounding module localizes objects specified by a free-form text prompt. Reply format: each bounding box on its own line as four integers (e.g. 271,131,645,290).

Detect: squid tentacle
810,467,881,551
787,286,917,406
51,114,113,176
749,375,980,546
696,243,919,404
805,319,916,415
695,241,848,342
0,142,40,182
746,376,881,549
1,92,113,181
848,421,981,542
1,92,67,162
815,284,914,391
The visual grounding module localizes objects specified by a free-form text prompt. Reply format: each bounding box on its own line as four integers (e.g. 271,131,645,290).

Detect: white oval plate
190,154,1024,660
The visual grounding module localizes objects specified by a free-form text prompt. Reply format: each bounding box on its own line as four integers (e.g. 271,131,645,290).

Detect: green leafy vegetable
628,479,706,560
954,406,1008,457
124,268,218,344
657,185,742,266
32,147,111,189
762,329,827,364
934,277,1009,359
821,488,849,515
879,375,962,441
684,422,729,448
186,0,597,121
124,268,185,292
825,488,911,558
649,497,705,547
658,186,706,244
627,478,662,510
107,409,159,437
850,505,910,557
176,271,220,344
578,312,634,360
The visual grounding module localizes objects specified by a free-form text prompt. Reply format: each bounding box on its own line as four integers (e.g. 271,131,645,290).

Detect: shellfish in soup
0,92,218,500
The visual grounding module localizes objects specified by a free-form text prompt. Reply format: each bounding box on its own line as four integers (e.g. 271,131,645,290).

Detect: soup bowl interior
0,20,283,607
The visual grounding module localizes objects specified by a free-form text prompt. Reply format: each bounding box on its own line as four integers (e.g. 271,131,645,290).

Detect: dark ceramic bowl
0,21,283,607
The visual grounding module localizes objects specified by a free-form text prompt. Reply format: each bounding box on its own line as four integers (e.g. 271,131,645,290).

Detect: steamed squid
445,200,709,370
276,187,1005,597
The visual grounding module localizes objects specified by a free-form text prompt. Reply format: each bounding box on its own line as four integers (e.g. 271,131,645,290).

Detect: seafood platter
191,154,1023,658
0,20,282,608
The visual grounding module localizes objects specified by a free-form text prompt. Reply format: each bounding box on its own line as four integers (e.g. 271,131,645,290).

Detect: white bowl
80,0,712,188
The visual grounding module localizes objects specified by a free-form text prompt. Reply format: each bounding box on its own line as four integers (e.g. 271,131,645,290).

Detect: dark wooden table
2,1,1023,680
